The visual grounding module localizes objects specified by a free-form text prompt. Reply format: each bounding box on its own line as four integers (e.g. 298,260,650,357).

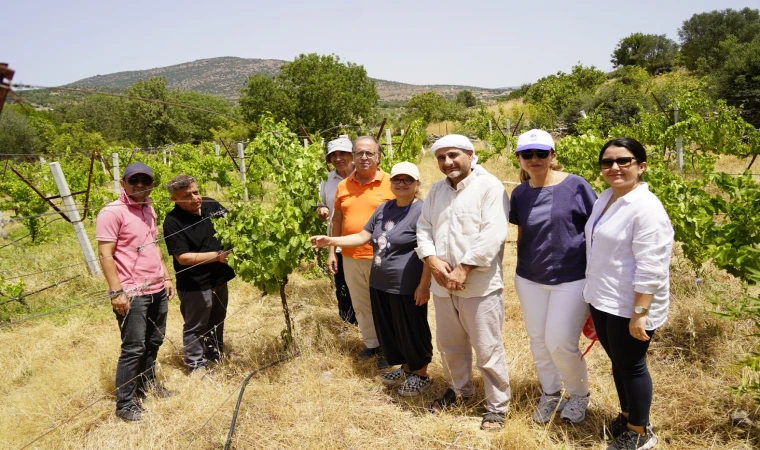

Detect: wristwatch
633,305,649,315
108,289,124,298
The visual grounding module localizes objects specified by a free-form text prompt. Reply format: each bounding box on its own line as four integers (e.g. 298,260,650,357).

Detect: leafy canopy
402,92,463,124
678,7,760,72
611,33,678,75
239,54,378,138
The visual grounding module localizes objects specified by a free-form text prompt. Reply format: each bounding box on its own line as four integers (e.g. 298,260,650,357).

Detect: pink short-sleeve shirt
95,192,165,295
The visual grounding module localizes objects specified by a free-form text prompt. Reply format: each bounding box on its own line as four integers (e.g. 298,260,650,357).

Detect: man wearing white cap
415,134,511,430
318,135,357,325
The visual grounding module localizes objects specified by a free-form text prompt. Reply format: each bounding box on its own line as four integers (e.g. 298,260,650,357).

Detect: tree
524,64,606,125
678,8,760,72
0,106,46,154
456,90,477,107
611,33,678,74
239,73,293,125
123,77,179,146
52,94,127,143
712,36,760,126
239,54,378,137
171,90,234,143
402,92,462,124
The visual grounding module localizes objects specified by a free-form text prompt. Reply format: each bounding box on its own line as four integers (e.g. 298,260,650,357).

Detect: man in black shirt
163,174,235,375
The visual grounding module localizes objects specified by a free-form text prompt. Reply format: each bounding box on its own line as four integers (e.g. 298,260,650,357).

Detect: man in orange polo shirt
330,136,395,368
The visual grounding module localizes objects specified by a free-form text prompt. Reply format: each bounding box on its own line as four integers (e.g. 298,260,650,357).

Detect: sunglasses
518,150,551,160
391,177,416,185
127,175,154,185
599,157,638,169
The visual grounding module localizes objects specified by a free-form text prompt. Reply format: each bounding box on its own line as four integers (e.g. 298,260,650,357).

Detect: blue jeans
114,289,168,410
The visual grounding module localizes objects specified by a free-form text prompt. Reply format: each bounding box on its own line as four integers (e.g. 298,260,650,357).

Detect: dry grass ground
1,153,759,449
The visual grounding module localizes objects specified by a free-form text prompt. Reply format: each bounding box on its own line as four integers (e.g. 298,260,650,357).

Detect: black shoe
115,404,142,422
607,429,658,450
376,355,390,370
429,388,472,413
603,414,654,441
357,347,381,360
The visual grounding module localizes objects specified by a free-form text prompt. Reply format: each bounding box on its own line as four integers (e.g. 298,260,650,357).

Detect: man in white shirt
415,134,511,431
317,135,356,325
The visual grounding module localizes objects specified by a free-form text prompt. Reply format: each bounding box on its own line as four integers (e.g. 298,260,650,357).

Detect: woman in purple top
508,129,597,424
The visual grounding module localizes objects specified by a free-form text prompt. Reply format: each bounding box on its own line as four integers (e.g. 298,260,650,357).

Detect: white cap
326,135,353,155
390,162,420,181
431,134,474,154
515,129,555,152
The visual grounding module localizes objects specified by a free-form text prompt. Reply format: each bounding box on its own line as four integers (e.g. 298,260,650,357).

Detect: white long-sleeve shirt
416,171,509,298
583,183,674,330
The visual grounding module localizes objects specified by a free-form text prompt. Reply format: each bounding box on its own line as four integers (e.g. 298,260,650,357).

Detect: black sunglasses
391,177,416,185
127,175,154,185
599,157,638,169
518,150,551,160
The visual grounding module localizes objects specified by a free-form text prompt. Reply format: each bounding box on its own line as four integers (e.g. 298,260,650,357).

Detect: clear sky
6,0,754,89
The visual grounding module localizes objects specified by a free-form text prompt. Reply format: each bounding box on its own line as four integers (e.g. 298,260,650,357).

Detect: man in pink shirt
95,162,175,422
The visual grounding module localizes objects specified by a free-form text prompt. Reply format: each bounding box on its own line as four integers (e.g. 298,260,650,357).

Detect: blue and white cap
515,129,555,152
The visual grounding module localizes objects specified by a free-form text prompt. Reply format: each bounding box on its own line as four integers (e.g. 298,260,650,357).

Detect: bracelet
108,289,124,298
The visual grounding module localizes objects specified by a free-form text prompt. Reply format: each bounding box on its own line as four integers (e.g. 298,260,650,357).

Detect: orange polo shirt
333,170,395,259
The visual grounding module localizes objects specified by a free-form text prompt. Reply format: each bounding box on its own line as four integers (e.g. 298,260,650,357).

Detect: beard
446,169,463,179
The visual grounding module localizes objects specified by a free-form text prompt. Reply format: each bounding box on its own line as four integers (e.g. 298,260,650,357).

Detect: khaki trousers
433,289,511,414
342,257,378,348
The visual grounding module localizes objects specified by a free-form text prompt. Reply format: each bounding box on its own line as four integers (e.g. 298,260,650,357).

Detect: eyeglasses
518,150,551,160
127,175,154,185
354,151,377,159
391,177,416,185
599,157,638,169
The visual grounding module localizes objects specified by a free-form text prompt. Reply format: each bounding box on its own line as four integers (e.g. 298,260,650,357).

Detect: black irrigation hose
224,349,301,450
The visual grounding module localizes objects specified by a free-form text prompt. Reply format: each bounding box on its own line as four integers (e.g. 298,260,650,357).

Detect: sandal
480,411,505,431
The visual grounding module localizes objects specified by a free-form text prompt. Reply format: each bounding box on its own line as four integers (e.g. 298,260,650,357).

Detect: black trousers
335,253,357,325
590,305,655,427
178,283,229,370
370,287,432,372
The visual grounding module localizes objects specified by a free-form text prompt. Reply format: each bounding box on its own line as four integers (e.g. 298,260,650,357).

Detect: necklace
529,170,554,188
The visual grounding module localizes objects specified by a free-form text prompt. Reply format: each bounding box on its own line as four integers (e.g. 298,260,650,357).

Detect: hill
63,56,509,103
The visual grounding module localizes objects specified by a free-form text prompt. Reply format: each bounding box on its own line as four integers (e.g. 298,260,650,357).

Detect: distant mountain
66,56,510,102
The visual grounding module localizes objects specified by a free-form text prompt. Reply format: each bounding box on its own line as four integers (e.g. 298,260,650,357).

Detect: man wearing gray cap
415,134,511,430
318,135,357,325
96,161,175,422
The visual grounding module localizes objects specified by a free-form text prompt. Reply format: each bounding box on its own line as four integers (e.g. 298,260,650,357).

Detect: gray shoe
376,355,390,369
560,393,590,423
532,393,567,423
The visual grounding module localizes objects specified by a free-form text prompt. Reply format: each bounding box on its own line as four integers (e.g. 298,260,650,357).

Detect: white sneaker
561,393,590,423
378,367,407,386
532,393,567,423
398,374,431,397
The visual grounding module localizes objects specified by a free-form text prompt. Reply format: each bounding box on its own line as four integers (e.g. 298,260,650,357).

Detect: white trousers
433,290,511,414
514,275,589,396
342,257,378,348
